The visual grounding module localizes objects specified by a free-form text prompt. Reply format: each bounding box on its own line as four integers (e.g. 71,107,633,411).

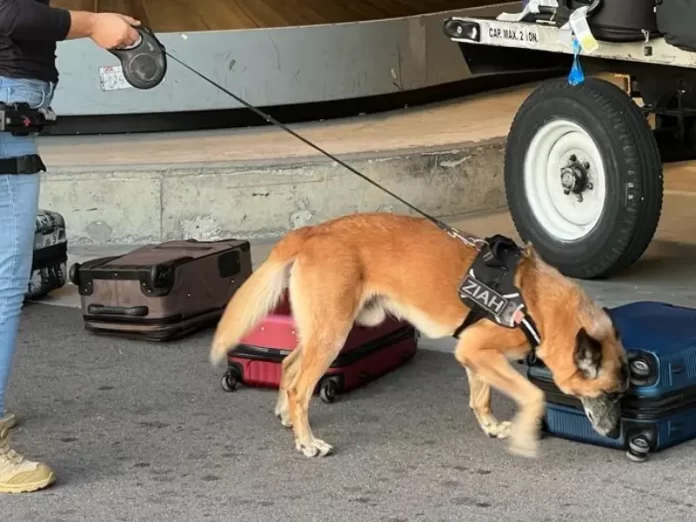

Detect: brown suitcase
68,239,252,341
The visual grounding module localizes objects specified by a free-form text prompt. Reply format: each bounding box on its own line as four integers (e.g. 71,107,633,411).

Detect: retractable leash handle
108,26,167,90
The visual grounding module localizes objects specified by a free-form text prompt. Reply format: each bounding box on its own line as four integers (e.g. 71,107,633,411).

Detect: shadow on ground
577,240,696,309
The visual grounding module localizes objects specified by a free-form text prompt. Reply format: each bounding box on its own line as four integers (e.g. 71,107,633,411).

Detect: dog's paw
484,420,512,439
508,429,538,458
295,437,333,458
475,415,512,439
276,412,293,429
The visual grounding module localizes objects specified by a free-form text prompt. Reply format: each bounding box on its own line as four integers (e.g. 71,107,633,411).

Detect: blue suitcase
527,301,696,462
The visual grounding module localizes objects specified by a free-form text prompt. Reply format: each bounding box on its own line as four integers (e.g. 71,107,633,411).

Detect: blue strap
568,37,585,86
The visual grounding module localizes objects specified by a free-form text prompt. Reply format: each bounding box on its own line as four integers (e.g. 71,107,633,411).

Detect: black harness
453,234,542,350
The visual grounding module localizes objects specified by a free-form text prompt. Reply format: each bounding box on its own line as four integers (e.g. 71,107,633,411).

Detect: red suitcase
220,295,418,403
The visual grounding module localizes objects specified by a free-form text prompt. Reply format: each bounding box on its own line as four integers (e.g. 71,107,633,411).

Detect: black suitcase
656,0,696,52
554,0,659,42
25,209,68,300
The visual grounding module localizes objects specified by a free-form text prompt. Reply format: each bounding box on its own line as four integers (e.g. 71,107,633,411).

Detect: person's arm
0,1,140,49
0,0,80,42
65,11,99,40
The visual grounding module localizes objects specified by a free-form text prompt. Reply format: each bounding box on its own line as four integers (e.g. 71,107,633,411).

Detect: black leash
164,51,468,237
109,27,545,346
165,55,430,218
110,26,485,249
165,48,541,346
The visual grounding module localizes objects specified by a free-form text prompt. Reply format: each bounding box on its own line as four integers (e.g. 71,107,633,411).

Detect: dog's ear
574,327,603,379
522,241,538,259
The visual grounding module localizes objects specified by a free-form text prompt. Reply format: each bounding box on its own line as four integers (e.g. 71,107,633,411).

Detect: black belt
0,155,46,174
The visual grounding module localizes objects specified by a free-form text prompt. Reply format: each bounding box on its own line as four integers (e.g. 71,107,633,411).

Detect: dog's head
563,309,630,439
519,244,630,438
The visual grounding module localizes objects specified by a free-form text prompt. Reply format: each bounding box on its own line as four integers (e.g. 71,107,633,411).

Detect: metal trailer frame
443,12,696,280
49,3,566,135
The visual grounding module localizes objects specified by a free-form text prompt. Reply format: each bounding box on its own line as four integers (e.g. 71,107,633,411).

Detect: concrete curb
40,138,508,245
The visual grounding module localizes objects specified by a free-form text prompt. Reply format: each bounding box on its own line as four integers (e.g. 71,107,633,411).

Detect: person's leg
0,76,57,493
0,173,55,494
0,173,40,419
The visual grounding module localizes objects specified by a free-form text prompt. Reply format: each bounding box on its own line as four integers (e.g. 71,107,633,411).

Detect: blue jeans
0,77,55,418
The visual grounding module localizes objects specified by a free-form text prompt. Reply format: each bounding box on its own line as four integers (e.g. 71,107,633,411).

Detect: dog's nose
605,423,621,440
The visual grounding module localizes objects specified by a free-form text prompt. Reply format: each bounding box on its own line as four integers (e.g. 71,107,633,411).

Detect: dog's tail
209,228,310,366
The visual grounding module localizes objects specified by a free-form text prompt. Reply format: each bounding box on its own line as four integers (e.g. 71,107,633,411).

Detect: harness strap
519,313,541,348
453,306,540,347
0,155,46,175
453,306,486,339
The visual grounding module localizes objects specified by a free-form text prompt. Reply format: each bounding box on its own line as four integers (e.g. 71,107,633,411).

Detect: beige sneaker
0,429,56,493
0,413,17,432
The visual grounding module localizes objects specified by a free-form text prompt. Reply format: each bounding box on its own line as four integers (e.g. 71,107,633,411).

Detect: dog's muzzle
581,394,622,439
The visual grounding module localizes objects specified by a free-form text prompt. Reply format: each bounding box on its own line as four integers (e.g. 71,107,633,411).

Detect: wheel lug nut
569,155,577,162
583,162,590,169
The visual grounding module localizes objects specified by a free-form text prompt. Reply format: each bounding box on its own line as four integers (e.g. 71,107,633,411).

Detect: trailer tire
504,77,663,279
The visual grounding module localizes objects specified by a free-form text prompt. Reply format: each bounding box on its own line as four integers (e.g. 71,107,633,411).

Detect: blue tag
568,37,585,86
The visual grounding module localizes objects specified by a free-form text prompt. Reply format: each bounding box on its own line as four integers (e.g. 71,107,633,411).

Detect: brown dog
209,212,630,458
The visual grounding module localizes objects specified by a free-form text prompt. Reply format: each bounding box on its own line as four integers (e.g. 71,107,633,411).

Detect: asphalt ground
9,188,696,521
4,303,695,522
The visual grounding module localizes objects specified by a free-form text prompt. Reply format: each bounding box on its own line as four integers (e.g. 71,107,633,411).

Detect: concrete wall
39,141,507,245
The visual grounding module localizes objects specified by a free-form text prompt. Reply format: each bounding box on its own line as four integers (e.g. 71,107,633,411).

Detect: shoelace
0,430,24,466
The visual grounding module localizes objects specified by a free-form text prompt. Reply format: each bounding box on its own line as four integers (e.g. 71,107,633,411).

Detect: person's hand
89,13,141,50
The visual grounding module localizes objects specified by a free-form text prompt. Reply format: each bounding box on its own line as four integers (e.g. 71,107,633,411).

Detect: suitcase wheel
68,262,80,285
628,354,655,386
626,434,650,463
319,376,340,404
221,364,243,392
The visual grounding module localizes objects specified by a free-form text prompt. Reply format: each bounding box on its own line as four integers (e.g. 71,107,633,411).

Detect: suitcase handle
87,304,149,317
153,239,242,252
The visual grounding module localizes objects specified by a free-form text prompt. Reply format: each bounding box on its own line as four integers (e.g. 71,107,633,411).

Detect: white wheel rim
523,119,607,242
